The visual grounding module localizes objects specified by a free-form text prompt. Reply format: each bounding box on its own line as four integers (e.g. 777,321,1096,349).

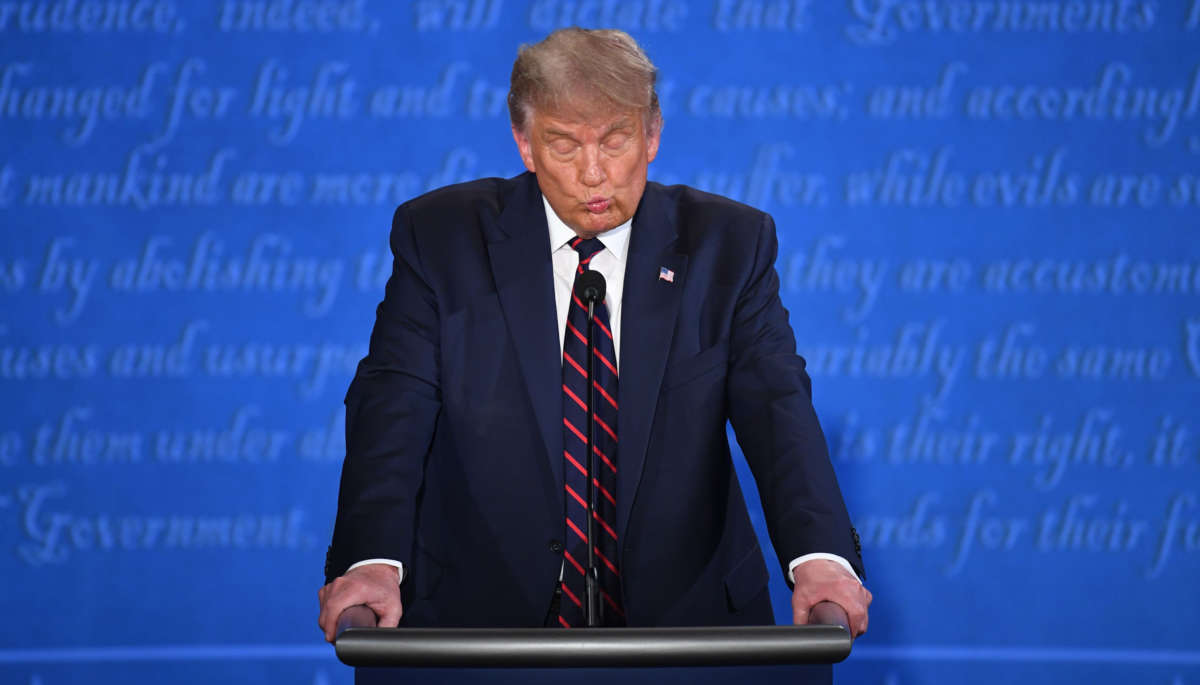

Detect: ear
645,117,662,164
512,125,536,173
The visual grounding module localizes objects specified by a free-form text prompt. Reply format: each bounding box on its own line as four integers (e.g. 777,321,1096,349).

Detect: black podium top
334,604,853,668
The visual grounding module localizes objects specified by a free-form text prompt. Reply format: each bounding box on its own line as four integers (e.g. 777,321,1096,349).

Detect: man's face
512,105,660,238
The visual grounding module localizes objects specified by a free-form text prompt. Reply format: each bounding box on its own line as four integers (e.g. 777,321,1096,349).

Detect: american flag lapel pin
658,266,675,283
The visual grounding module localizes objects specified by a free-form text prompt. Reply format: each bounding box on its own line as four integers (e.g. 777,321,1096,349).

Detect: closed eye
549,139,578,156
602,133,631,151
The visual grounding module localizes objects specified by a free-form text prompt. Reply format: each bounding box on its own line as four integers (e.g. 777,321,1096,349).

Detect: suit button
549,539,563,553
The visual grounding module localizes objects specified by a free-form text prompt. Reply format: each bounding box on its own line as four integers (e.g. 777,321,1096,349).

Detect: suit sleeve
325,204,441,584
725,213,865,582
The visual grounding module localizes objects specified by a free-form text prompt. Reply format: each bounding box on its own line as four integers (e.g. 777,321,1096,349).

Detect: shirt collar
542,194,632,263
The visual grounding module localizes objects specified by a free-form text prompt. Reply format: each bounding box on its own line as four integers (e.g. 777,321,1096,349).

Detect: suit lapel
486,174,566,495
617,183,687,543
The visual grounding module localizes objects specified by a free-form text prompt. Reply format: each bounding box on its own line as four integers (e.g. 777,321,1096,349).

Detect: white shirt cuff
346,558,405,584
788,553,861,584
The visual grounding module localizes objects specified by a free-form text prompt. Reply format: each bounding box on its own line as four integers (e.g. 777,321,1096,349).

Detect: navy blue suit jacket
326,172,863,627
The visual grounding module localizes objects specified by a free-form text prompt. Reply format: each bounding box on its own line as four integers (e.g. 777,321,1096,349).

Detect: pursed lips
585,196,611,213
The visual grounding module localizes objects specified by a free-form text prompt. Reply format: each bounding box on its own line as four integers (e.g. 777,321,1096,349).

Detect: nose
579,146,606,187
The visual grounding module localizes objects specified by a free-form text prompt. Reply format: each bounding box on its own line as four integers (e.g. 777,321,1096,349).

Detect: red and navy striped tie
559,237,625,627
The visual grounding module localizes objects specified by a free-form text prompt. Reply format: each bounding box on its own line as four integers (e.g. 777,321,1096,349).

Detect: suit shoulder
388,175,533,266
395,176,512,229
647,182,772,253
650,182,770,227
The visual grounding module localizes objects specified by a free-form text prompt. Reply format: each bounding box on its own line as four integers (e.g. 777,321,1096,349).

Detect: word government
16,482,309,566
846,0,1156,45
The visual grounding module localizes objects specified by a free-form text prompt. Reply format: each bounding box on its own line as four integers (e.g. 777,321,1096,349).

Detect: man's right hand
317,563,402,643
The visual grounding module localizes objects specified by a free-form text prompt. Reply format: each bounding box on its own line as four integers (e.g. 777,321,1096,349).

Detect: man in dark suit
318,27,870,638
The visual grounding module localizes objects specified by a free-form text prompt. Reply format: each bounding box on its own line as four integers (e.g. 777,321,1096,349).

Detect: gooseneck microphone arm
574,270,606,628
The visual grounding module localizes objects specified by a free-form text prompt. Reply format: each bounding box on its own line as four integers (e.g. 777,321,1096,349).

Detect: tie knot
570,237,605,263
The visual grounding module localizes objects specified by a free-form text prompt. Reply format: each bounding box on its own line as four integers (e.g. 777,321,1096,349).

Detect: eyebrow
602,120,635,136
541,119,637,141
542,128,579,141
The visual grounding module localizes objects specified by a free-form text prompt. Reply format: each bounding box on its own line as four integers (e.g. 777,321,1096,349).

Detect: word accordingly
965,62,1200,148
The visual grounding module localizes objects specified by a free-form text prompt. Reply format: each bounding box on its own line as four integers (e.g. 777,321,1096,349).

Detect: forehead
531,104,641,137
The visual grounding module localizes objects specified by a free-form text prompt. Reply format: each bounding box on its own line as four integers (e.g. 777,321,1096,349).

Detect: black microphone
574,270,606,305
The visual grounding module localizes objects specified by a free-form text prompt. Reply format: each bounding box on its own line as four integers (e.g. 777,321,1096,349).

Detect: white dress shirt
348,196,860,587
546,196,630,363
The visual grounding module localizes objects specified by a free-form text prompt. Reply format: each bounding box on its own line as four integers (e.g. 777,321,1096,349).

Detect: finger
375,597,403,628
317,580,340,638
319,605,333,643
318,590,333,637
854,588,872,636
320,598,340,643
322,591,360,643
848,603,868,637
792,599,809,626
324,598,349,643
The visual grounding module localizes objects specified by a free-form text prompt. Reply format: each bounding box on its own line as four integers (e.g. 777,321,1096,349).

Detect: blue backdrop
2,1,1199,683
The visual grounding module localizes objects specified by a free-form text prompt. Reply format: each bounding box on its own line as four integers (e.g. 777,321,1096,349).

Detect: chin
575,214,614,234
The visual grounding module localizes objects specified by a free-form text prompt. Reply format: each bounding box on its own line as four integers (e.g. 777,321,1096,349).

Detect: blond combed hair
508,27,662,134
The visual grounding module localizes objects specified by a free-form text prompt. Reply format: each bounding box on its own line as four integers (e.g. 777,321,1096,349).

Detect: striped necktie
558,236,625,627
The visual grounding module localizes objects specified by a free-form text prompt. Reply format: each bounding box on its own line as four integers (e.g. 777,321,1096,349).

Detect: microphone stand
584,296,600,627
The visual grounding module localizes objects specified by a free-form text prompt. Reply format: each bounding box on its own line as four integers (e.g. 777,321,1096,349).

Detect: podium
335,602,853,684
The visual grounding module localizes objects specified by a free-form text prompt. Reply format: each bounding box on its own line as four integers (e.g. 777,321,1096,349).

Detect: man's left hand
791,559,871,637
